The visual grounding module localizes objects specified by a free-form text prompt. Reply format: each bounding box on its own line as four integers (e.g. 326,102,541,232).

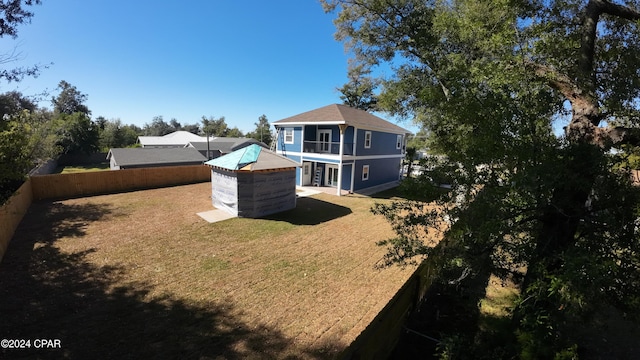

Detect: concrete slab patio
197,209,237,223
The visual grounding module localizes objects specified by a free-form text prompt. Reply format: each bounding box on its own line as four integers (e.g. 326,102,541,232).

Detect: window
362,165,370,181
364,131,372,149
284,129,294,144
318,129,331,152
396,135,403,149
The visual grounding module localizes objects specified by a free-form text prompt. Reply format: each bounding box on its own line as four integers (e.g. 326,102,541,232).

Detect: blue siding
341,163,353,192
355,129,403,156
353,157,402,190
277,126,303,152
282,154,302,184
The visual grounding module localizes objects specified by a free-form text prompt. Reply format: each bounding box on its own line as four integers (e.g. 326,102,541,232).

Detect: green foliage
55,112,100,155
143,115,172,136
0,108,59,203
337,61,379,111
99,119,140,150
201,115,243,137
324,0,640,357
0,115,31,201
246,114,272,145
52,80,90,115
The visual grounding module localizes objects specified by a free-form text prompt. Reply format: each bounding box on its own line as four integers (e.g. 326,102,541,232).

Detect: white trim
284,128,294,144
283,151,404,161
318,129,332,153
275,121,345,126
362,165,370,181
352,126,358,156
350,162,355,192
364,131,372,149
274,121,409,135
326,164,339,187
338,127,345,196
344,154,405,160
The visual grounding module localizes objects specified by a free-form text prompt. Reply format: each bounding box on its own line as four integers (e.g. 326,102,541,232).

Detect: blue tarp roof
204,144,300,171
204,144,262,170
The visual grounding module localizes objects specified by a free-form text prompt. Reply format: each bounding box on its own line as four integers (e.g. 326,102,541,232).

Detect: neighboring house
186,137,267,160
137,131,208,148
204,144,299,218
272,104,411,195
107,148,207,170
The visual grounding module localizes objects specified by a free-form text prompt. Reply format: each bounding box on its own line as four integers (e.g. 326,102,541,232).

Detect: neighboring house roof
273,104,411,134
205,144,300,171
107,147,207,167
186,137,267,154
138,131,208,147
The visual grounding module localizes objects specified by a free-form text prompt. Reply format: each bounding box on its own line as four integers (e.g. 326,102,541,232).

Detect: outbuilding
204,144,300,218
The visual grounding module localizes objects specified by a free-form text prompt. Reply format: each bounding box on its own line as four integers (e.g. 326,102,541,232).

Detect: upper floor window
396,135,403,149
284,129,294,144
364,131,372,149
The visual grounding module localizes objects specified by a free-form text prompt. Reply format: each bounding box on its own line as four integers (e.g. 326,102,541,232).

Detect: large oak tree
322,0,640,357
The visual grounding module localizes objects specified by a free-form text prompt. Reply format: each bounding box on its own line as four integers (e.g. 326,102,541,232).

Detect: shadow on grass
264,197,352,225
0,201,334,359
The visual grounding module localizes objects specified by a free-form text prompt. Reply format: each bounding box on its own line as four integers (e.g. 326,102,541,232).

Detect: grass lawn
0,183,421,359
56,163,110,174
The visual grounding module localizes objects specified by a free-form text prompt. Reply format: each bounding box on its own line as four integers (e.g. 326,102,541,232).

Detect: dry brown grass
0,183,417,359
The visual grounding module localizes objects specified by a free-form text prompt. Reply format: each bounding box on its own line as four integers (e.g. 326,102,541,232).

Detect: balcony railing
303,141,354,155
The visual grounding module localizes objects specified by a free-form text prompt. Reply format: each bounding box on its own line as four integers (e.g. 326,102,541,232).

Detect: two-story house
273,104,411,196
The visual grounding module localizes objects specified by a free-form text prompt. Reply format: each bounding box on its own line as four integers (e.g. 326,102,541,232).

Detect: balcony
303,141,354,156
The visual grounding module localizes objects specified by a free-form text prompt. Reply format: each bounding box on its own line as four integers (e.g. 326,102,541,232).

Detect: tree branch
597,0,640,21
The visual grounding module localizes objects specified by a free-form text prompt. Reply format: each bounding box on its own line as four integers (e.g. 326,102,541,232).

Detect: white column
337,124,347,196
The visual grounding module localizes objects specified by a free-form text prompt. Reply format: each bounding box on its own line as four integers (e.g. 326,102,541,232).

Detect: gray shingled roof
187,138,267,154
273,104,411,134
107,148,207,167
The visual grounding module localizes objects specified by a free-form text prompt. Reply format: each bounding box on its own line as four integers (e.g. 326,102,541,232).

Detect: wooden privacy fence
339,259,436,359
0,165,211,262
0,179,33,263
30,165,211,201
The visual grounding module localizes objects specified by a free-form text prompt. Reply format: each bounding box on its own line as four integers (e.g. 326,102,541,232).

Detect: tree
337,60,379,111
200,116,243,137
99,119,124,150
181,123,200,135
99,119,141,150
0,0,46,204
0,0,46,83
225,126,244,138
0,90,36,118
323,0,640,357
143,116,172,136
55,112,99,155
247,114,272,145
0,107,58,203
51,80,90,115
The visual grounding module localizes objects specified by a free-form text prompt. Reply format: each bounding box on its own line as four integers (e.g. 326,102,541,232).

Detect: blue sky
0,0,416,134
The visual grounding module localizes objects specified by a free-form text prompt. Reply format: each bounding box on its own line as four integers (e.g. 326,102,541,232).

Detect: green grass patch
201,257,230,271
58,163,110,174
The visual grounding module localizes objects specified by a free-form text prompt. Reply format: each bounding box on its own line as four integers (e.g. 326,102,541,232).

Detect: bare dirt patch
0,183,417,359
